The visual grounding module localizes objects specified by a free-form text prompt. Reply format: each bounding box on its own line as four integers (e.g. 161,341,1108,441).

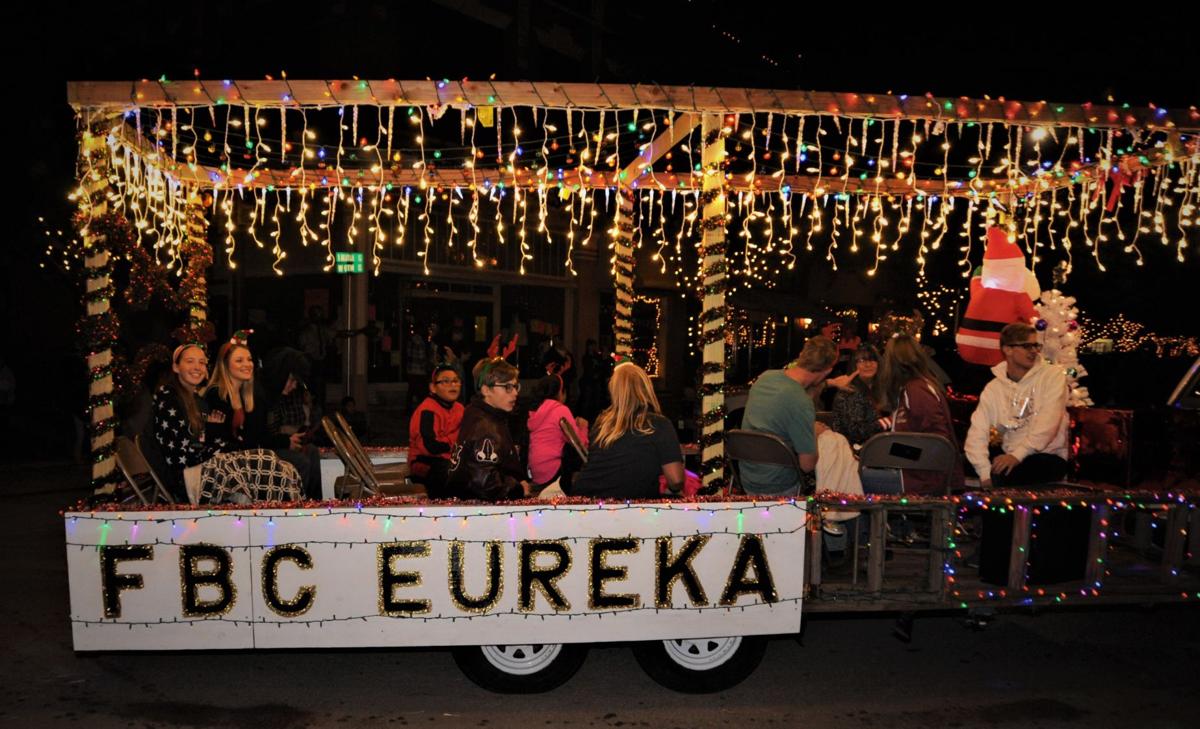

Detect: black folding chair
133,433,181,503
322,416,423,498
558,417,588,464
115,436,167,505
725,429,813,496
857,432,959,495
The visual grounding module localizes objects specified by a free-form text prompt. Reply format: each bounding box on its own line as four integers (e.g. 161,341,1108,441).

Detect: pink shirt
526,399,589,484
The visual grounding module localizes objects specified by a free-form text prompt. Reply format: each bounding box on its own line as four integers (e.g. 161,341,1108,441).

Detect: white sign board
65,501,806,651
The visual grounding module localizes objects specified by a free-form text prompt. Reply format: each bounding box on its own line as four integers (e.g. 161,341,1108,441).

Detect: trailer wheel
632,636,766,693
452,643,588,693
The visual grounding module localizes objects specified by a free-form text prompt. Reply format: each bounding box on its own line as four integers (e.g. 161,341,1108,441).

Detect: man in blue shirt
741,336,838,495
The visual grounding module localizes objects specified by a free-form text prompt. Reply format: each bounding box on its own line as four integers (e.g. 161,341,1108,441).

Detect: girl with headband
153,342,301,504
525,363,588,492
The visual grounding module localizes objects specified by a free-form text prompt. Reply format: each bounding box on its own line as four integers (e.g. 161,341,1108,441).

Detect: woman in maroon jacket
869,335,964,495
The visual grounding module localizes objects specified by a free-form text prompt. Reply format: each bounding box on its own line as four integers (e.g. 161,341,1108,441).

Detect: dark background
5,2,1199,460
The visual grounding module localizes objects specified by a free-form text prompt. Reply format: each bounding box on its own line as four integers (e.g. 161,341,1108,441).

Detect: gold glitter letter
719,534,777,606
180,544,237,618
378,542,431,616
518,540,572,612
261,545,316,618
655,535,710,608
100,544,153,619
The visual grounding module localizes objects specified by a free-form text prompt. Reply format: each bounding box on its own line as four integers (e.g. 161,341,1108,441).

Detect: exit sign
335,252,364,274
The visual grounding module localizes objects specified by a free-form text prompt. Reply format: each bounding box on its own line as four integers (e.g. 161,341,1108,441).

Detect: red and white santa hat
980,226,1027,292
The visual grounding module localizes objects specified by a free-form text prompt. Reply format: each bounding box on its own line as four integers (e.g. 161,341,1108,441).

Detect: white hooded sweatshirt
964,358,1070,482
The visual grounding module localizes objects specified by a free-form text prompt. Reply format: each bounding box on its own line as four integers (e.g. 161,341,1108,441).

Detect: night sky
6,2,1199,384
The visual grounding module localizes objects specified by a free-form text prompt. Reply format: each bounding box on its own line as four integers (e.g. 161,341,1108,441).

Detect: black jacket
446,400,527,501
204,385,290,451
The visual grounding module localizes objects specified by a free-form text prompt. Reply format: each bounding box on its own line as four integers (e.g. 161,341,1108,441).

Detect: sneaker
822,522,847,537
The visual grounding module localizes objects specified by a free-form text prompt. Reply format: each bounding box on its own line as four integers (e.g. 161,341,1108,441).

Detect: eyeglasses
488,382,521,393
1007,342,1043,352
434,378,461,385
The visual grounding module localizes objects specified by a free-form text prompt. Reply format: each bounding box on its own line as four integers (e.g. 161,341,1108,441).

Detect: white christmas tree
1035,289,1093,407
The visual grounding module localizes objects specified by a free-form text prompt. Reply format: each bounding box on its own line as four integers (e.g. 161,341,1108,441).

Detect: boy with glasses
446,358,532,501
965,322,1070,488
408,364,466,498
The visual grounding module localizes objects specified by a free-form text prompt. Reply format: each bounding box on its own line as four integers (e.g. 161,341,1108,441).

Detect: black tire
632,635,767,693
452,643,588,694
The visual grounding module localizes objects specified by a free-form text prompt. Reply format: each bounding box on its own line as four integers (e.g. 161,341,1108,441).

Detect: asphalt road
2,463,1196,729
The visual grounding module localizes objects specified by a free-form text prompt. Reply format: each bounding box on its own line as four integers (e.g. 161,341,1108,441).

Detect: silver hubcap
661,636,742,671
480,644,563,675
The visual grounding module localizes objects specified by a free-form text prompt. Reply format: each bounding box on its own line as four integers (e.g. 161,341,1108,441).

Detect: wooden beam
618,112,701,188
67,80,1200,131
107,125,1186,199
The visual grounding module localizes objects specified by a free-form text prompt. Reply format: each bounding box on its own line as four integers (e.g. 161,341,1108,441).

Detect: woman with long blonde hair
570,362,684,498
204,332,323,499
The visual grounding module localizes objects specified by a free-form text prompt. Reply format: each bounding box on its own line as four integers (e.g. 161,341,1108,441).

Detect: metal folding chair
558,417,588,464
725,429,813,496
857,432,959,495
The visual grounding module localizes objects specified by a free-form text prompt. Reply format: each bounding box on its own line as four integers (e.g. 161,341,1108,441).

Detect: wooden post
1084,505,1111,585
866,508,887,594
1007,506,1033,592
611,187,636,355
1161,505,1188,584
182,192,210,337
928,505,949,594
77,124,118,495
697,114,729,489
806,513,822,592
1188,507,1200,567
611,113,701,359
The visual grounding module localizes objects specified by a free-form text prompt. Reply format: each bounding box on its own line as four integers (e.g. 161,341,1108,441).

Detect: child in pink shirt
526,373,589,490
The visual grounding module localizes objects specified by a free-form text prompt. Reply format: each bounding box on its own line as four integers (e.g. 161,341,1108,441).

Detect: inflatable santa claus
955,226,1040,366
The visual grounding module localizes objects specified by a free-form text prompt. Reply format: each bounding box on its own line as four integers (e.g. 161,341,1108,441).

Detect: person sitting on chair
446,357,530,501
570,361,684,499
408,364,465,498
205,332,323,500
964,322,1069,488
526,368,589,493
828,343,891,446
865,334,964,495
740,336,864,499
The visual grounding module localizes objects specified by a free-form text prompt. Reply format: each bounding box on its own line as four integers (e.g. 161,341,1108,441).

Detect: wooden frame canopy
69,79,1200,132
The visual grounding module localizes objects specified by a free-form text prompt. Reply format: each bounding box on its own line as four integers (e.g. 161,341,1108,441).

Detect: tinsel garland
699,327,727,347
696,406,727,430
700,261,728,278
77,208,123,490
172,320,217,346
699,215,728,232
80,485,1181,512
130,344,172,387
126,246,181,312
72,491,827,514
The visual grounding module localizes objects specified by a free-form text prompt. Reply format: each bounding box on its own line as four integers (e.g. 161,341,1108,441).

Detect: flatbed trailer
64,486,1198,693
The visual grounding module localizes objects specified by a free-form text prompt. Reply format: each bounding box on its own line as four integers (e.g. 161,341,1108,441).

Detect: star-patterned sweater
153,385,229,475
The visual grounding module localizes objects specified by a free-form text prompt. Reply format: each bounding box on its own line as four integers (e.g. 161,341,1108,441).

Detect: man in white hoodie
965,322,1070,488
